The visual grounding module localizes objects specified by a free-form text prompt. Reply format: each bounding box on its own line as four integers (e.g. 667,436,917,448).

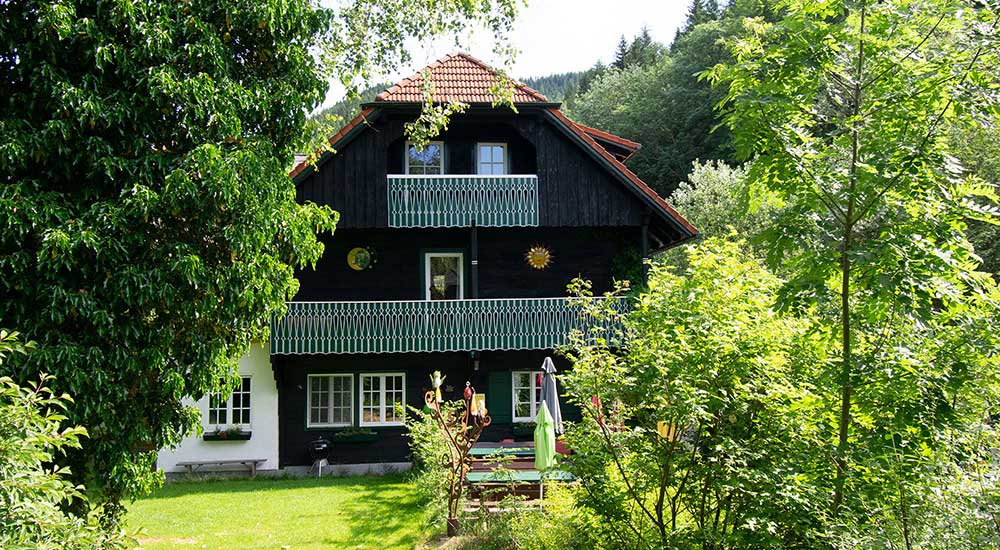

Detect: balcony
270,297,627,355
387,174,539,228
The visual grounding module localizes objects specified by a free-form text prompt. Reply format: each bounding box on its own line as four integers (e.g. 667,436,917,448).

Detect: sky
320,0,690,108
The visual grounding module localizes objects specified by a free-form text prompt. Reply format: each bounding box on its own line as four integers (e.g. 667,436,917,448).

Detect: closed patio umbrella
540,356,564,435
534,402,556,471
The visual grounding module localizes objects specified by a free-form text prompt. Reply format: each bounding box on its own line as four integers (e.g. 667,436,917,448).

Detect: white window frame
207,375,252,429
405,140,445,175
424,252,464,301
476,142,508,175
306,374,354,428
359,373,406,427
512,371,543,423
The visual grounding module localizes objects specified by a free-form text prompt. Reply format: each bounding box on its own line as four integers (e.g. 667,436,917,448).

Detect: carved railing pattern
387,175,539,228
270,297,627,355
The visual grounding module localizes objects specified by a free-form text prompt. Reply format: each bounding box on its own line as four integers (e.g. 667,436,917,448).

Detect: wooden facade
294,110,679,240
270,61,696,467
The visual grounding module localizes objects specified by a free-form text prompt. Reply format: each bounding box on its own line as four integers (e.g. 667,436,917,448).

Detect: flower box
203,430,252,441
332,431,379,444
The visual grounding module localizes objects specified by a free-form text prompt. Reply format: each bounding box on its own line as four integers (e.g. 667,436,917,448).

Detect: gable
293,108,694,247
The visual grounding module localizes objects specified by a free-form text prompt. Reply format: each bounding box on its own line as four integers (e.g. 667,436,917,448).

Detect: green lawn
127,475,430,550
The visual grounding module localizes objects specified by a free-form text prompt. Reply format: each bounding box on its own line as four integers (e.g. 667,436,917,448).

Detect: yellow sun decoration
525,246,552,270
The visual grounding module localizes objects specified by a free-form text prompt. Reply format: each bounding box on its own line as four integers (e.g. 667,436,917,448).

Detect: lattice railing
270,297,627,355
387,175,539,228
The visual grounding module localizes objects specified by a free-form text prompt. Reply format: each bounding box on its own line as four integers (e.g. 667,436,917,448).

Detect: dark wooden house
233,53,696,470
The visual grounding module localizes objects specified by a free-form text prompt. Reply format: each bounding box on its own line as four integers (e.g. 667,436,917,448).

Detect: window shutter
487,370,512,424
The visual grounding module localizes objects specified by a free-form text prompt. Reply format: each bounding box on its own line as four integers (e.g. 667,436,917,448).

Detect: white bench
176,459,266,478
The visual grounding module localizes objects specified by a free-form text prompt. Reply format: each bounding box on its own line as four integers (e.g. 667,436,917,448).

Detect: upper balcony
270,297,626,355
387,174,539,228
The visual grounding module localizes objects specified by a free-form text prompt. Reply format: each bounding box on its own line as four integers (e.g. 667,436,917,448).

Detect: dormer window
405,141,444,175
477,142,507,175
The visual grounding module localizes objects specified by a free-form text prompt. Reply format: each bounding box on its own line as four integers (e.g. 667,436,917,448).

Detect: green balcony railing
270,297,627,355
387,175,539,228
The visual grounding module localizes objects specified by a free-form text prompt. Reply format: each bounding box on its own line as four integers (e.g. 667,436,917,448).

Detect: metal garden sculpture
425,371,491,536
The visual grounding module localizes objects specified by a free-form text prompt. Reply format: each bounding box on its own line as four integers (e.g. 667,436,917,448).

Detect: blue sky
321,0,689,107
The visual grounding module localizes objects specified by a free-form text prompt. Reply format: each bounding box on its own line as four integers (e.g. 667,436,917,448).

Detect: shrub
561,238,829,547
0,330,130,549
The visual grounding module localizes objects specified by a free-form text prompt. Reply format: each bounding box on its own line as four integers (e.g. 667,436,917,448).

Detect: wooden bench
176,459,266,478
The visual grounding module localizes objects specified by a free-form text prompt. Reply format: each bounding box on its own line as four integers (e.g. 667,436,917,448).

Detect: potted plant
203,426,252,441
331,428,379,443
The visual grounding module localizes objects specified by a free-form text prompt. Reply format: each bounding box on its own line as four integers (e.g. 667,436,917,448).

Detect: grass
126,474,430,550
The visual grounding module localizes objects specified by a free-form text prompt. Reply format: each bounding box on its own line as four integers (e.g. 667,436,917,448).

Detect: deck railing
387,175,539,228
270,297,627,355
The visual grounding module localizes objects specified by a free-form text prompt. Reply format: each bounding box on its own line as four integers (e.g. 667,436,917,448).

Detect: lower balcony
270,297,626,355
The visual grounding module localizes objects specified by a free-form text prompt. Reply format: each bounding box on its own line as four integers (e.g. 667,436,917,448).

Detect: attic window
477,143,507,175
405,141,444,175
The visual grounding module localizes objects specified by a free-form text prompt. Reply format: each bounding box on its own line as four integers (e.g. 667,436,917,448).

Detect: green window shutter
560,392,581,423
487,370,512,424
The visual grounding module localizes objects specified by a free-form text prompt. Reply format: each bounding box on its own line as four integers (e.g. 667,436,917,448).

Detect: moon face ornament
525,245,552,270
347,247,373,271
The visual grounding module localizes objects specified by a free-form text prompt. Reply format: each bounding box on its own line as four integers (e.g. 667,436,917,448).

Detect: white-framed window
208,376,252,428
307,374,354,427
360,373,405,426
424,252,464,300
512,371,543,422
477,142,507,175
405,141,444,175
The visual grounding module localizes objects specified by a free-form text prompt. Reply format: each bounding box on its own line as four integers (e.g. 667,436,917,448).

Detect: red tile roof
572,122,640,152
375,52,549,104
289,107,375,180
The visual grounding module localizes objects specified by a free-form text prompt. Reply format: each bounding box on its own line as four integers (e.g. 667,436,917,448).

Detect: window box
203,429,252,441
332,429,379,444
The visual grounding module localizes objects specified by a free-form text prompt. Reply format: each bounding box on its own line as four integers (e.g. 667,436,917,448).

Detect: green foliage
1,0,522,517
572,19,739,195
561,238,829,548
709,0,1000,525
305,0,522,159
669,160,780,245
404,403,456,528
951,115,1000,273
0,331,130,549
298,82,389,155
1,0,339,512
612,27,666,70
459,485,598,550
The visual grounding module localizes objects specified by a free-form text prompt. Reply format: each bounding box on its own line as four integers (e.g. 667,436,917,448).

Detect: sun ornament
525,245,553,270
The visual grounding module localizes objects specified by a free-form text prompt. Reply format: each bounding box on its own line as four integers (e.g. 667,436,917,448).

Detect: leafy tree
669,160,780,246
0,330,129,549
561,238,829,548
950,116,1000,272
573,19,736,195
676,0,721,41
0,0,519,519
709,0,1000,515
621,27,666,70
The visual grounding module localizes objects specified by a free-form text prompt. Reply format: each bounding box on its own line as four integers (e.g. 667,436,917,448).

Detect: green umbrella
534,402,557,471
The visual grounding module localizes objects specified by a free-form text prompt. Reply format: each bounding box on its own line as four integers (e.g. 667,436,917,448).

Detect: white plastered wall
156,343,279,473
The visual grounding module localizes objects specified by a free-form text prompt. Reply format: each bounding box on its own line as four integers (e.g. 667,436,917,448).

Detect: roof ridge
450,52,550,102
375,51,550,103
